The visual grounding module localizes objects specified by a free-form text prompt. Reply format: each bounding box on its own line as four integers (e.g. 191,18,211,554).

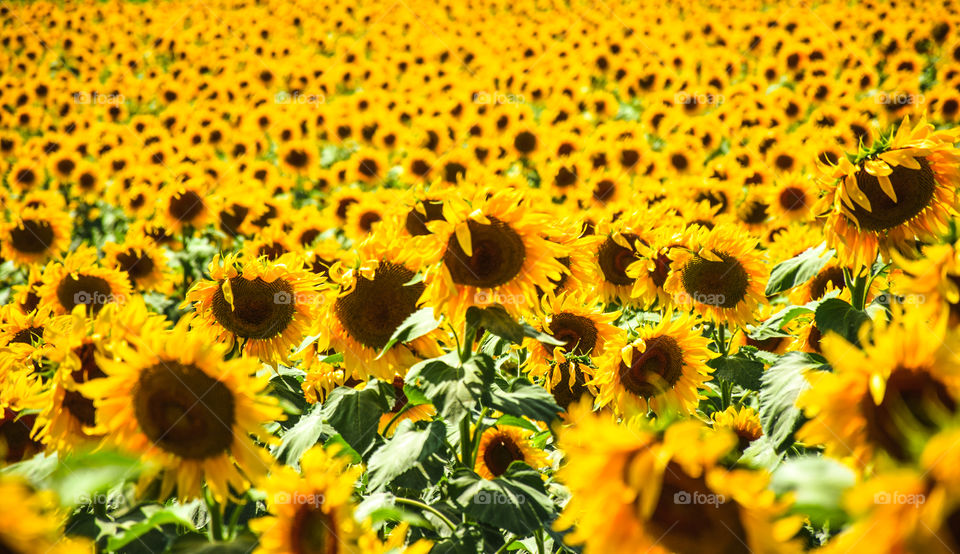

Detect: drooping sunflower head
81,320,282,501
475,424,549,480
892,242,960,327
184,253,324,363
591,219,646,305
664,224,769,327
37,247,133,316
592,312,714,417
1,207,71,267
817,117,960,269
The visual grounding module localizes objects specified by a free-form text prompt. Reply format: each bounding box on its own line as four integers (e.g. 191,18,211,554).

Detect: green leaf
739,434,785,472
765,242,834,296
406,353,494,421
354,492,432,530
707,354,764,390
320,381,392,456
771,456,855,527
493,414,540,433
376,308,440,359
106,503,199,550
169,531,259,553
323,434,362,464
276,403,333,465
814,298,870,346
487,378,563,422
48,450,142,506
760,352,830,452
748,301,821,341
367,420,446,491
448,464,556,536
465,305,563,346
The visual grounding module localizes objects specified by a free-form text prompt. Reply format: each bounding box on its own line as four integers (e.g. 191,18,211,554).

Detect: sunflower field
5,0,960,552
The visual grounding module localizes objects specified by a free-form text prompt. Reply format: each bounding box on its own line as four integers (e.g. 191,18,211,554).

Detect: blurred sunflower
0,476,93,553
0,208,71,266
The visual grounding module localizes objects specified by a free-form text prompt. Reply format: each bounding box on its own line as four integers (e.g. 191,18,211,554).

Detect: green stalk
393,497,457,532
204,488,224,542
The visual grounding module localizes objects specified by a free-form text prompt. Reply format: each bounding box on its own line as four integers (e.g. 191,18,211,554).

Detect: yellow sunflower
0,475,93,553
378,375,436,437
0,207,71,266
712,405,764,452
592,312,713,417
81,320,282,501
184,253,324,363
158,179,214,234
475,424,549,480
422,187,567,320
37,247,133,316
797,307,960,466
664,224,768,327
103,235,173,293
893,242,960,326
817,116,960,269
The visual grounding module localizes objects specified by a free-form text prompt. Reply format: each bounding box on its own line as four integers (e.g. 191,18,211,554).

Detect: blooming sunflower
0,207,71,266
817,116,960,269
0,476,93,553
664,224,768,327
592,312,713,416
893,242,960,326
299,238,441,380
184,253,324,363
422,187,567,320
797,307,960,466
103,235,173,293
712,405,764,452
80,320,282,501
37,247,133,316
158,179,214,234
474,424,549,480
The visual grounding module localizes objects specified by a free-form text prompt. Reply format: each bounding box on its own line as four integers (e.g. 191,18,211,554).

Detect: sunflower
81,320,282,501
184,253,323,363
664,224,768,327
0,207,71,266
475,424,549,480
422,187,566,320
103,235,173,293
590,218,647,305
555,406,803,554
712,405,764,452
344,194,388,242
592,312,713,417
626,230,684,310
378,375,436,437
0,475,93,553
893,242,960,326
817,117,960,269
37,247,133,316
524,291,621,393
797,308,960,466
300,238,441,380
241,223,297,262
158,179,214,234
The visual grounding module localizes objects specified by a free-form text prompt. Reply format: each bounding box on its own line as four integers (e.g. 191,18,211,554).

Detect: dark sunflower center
258,242,288,260
133,362,236,460
483,433,525,477
334,262,424,350
299,229,321,247
62,342,106,427
0,410,41,463
211,277,296,340
549,362,590,409
390,376,408,413
443,218,526,288
645,461,748,554
694,191,728,213
358,211,381,232
404,201,445,236
290,504,339,554
335,198,358,220
597,234,639,286
779,186,807,211
514,131,537,154
738,199,768,224
55,274,114,315
284,149,309,168
10,326,43,346
619,336,684,398
847,157,936,231
10,219,54,254
593,179,615,202
860,367,956,461
169,190,204,222
116,249,155,282
651,251,672,288
808,266,845,300
547,313,598,356
680,251,749,309
219,204,249,237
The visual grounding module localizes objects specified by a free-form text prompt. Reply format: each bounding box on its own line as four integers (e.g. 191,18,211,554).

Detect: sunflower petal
455,221,473,257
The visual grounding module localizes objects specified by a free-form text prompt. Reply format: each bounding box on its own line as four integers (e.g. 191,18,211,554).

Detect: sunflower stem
721,380,733,410
204,487,225,542
844,267,870,311
469,407,490,466
382,402,415,435
534,528,546,554
459,414,472,467
393,497,457,532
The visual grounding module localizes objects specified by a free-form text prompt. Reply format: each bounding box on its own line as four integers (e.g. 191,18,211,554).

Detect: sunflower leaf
814,298,870,346
707,354,764,390
376,307,440,359
759,351,830,452
406,352,495,421
765,242,834,296
275,403,334,465
465,305,564,346
106,503,199,551
771,456,855,527
448,464,556,536
367,420,447,491
487,378,563,422
319,381,393,457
